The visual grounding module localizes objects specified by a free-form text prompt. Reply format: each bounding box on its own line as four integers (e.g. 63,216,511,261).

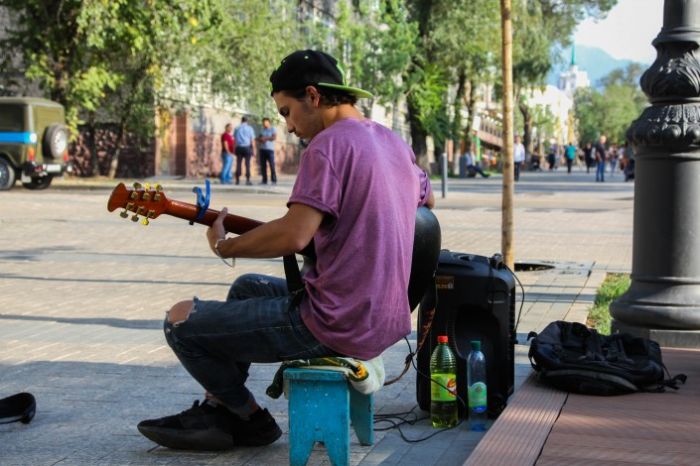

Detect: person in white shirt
513,135,526,181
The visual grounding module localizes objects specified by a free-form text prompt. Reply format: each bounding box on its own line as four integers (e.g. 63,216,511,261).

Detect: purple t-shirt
288,118,432,359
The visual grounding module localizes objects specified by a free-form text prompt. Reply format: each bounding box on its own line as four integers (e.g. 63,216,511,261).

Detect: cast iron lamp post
611,0,700,345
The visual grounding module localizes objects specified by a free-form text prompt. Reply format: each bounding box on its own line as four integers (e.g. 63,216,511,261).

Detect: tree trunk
434,139,445,174
500,0,515,270
405,0,434,173
462,79,476,147
108,122,126,179
407,92,429,172
108,65,150,178
452,68,466,149
87,113,97,176
519,100,533,157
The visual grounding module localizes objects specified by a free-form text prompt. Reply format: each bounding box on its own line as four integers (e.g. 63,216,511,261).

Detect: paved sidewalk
0,168,634,465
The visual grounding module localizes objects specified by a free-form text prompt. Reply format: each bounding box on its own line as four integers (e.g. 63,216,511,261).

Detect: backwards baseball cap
269,50,373,99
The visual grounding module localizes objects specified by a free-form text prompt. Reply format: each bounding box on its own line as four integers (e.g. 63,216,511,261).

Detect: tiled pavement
0,168,634,465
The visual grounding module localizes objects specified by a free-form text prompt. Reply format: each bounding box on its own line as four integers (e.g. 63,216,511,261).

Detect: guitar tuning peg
131,214,139,222
144,183,151,190
142,191,151,201
141,217,150,226
120,210,128,219
133,182,143,190
155,184,163,192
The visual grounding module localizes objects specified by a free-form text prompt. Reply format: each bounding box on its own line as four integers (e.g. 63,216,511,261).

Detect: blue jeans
596,161,606,182
259,149,277,184
163,274,336,410
220,152,233,184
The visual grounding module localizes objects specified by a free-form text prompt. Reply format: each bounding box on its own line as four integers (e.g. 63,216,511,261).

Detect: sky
573,0,664,64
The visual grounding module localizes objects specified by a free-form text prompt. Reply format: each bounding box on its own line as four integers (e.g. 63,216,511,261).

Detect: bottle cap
437,335,448,344
470,340,481,351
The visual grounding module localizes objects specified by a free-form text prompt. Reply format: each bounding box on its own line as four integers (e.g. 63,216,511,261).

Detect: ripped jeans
164,274,336,411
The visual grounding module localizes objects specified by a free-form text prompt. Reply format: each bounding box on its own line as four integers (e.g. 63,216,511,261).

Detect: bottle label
468,382,487,410
431,373,457,402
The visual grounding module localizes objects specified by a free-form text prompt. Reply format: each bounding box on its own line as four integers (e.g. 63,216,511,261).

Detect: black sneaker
137,401,281,450
229,407,282,446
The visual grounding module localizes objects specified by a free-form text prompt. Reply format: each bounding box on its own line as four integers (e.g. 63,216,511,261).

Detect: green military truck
0,97,71,190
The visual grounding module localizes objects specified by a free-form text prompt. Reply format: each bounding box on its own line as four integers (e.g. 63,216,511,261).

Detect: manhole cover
514,262,555,272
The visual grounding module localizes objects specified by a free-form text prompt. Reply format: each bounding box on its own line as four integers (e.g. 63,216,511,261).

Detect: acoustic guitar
107,182,441,310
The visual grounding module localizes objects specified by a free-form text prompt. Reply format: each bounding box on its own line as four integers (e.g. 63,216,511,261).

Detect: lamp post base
612,319,700,349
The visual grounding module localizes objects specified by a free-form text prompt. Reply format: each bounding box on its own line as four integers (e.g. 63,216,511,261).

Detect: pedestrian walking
234,116,256,185
622,142,635,181
513,135,525,181
594,134,607,182
547,141,558,170
583,142,593,173
257,117,277,185
565,142,576,174
609,144,619,176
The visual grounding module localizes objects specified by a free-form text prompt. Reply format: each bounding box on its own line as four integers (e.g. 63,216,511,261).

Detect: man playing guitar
137,50,434,450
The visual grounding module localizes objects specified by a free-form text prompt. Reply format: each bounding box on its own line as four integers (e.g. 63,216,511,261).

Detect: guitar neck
166,199,262,234
164,199,315,258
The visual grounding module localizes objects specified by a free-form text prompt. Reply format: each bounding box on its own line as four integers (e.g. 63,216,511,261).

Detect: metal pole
611,0,700,345
441,152,448,198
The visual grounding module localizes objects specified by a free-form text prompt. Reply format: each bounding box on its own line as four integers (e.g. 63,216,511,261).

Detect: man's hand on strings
207,207,228,255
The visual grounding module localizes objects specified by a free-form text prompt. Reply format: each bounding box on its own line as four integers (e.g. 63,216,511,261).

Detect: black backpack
528,321,686,395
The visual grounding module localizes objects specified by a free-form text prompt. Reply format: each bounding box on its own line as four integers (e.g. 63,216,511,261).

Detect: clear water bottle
430,335,458,428
467,340,488,431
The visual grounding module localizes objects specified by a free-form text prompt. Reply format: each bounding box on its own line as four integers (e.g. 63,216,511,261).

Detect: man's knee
167,300,194,325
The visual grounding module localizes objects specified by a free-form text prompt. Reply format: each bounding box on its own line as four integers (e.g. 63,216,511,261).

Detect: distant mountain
546,45,652,89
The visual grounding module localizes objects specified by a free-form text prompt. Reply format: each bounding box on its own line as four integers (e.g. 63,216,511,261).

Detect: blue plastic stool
284,368,374,466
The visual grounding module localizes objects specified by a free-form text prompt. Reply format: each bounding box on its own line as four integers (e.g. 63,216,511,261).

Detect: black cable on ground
505,264,526,337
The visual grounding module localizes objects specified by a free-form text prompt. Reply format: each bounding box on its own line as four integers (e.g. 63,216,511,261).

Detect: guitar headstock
107,182,169,225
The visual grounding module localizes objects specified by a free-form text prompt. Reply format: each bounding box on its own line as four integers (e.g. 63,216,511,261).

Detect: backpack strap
526,331,540,371
639,364,688,393
665,373,688,389
661,364,688,391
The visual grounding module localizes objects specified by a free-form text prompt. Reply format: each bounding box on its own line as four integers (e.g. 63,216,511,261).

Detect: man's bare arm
209,203,323,259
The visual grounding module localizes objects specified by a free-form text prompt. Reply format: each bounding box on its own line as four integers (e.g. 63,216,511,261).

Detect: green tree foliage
403,0,499,167
574,87,600,144
304,0,417,116
0,0,298,175
190,0,300,117
406,60,450,141
429,0,500,149
574,63,647,145
0,0,631,177
511,0,617,151
0,1,216,132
